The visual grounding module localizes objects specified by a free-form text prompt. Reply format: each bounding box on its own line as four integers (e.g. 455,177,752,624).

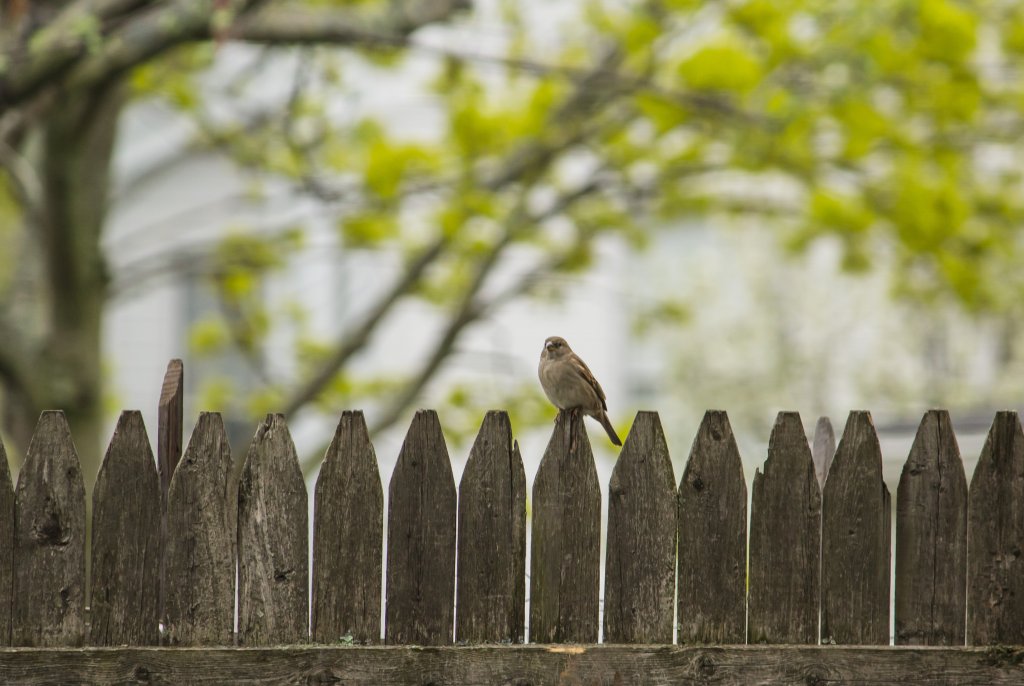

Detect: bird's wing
570,354,608,411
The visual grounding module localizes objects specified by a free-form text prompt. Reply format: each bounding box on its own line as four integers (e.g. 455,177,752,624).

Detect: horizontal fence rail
0,382,1022,682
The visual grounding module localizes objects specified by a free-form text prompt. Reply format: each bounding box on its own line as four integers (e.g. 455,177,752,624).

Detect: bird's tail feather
599,412,622,446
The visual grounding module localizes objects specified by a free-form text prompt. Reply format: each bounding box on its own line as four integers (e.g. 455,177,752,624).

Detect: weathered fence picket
821,411,891,645
89,411,161,646
895,410,967,646
12,411,86,647
748,411,821,644
530,410,602,643
2,384,1024,684
967,411,1024,645
677,410,747,644
164,412,235,646
456,411,526,644
0,436,13,646
385,410,457,645
603,411,676,644
237,414,309,646
311,411,383,644
812,415,836,488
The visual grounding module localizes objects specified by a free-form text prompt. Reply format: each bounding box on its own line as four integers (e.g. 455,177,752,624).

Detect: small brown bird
538,336,622,446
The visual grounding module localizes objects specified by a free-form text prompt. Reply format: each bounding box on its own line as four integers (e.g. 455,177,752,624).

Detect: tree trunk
3,81,124,491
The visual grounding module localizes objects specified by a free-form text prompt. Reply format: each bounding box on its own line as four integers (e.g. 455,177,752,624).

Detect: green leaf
677,35,763,93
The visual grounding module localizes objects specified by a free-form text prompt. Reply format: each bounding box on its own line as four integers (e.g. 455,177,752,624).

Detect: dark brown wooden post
89,411,161,646
456,411,526,644
812,416,836,489
237,414,309,646
748,411,821,644
530,410,601,644
164,412,235,646
603,411,676,644
821,411,891,645
967,411,1024,645
157,358,183,635
385,410,457,645
895,410,967,646
0,436,13,646
158,359,184,509
677,410,747,644
312,411,383,645
12,411,86,646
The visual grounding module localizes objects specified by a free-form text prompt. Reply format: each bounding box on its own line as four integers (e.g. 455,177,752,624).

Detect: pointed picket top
895,410,967,645
90,411,161,646
164,412,235,646
812,416,836,489
312,411,383,644
604,411,676,644
967,411,1024,645
821,411,891,645
748,412,821,644
158,359,184,506
12,411,86,646
677,410,747,644
530,409,601,643
238,414,309,646
0,434,13,646
385,410,457,645
457,411,527,644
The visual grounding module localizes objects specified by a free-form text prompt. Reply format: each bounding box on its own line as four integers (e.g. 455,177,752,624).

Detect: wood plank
812,416,836,489
164,412,235,646
0,646,1020,685
0,435,13,646
455,411,526,644
385,410,457,645
237,414,309,646
89,411,161,646
748,411,821,644
157,359,184,509
11,411,87,646
821,411,891,645
157,359,183,635
967,411,1024,645
677,410,747,644
530,409,601,643
895,410,967,646
603,411,676,644
311,411,383,645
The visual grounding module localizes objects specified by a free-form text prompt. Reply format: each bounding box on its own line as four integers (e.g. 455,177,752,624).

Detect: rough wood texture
164,413,235,646
812,416,836,489
603,411,676,644
237,414,309,646
895,410,967,646
456,411,526,644
967,411,1024,645
0,436,13,646
0,645,1020,685
312,411,383,645
157,359,183,634
11,411,87,647
530,410,601,644
89,411,161,646
157,359,184,507
677,410,747,644
748,411,821,644
385,410,457,645
821,411,891,645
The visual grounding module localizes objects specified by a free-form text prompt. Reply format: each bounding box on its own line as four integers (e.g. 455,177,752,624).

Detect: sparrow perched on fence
538,336,622,446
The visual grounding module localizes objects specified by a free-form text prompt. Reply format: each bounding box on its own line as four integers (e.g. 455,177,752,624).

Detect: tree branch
280,235,450,418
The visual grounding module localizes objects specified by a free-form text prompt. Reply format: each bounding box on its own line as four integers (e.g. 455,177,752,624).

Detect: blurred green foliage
111,0,1024,452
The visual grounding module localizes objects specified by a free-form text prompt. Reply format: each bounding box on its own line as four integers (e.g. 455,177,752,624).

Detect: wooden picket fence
0,364,1022,684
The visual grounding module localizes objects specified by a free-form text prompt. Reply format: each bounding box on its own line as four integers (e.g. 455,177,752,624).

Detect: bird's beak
545,342,555,353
